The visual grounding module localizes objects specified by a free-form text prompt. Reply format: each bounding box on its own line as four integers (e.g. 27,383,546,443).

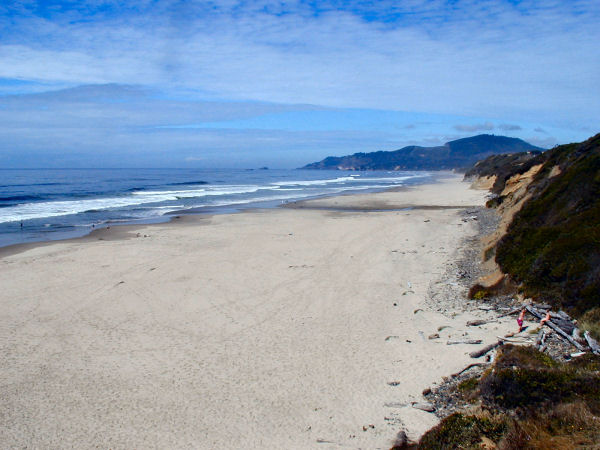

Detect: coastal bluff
399,132,600,449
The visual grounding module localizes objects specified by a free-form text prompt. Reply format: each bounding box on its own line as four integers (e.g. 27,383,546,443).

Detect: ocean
0,168,434,248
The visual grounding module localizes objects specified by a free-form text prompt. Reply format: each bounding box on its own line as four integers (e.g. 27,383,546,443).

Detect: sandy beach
0,175,517,449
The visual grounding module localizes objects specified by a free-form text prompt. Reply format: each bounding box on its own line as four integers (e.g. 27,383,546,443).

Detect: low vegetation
495,134,600,318
396,345,600,449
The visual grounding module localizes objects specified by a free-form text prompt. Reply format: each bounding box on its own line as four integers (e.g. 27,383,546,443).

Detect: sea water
0,168,434,248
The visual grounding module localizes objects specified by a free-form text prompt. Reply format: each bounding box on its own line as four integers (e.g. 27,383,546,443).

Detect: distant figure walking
517,308,526,332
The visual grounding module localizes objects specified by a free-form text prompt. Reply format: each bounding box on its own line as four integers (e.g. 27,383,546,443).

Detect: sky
0,0,598,168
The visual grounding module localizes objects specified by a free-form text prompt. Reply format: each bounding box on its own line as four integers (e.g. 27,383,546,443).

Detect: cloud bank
0,1,597,166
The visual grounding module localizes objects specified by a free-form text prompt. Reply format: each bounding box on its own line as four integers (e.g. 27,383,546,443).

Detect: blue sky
0,0,598,168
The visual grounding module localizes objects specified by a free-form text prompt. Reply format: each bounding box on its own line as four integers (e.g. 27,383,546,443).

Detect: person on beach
517,308,526,332
540,311,551,325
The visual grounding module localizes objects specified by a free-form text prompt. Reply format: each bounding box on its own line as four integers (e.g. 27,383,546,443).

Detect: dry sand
0,175,516,449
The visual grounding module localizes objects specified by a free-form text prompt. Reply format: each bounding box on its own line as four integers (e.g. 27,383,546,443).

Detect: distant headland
301,134,543,171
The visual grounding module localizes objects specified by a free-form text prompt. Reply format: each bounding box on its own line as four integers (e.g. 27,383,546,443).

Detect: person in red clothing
517,308,526,332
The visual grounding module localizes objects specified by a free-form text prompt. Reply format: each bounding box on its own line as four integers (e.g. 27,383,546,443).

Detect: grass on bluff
579,307,600,341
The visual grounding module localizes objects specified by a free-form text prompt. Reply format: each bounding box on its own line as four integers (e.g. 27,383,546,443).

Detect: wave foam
273,176,360,186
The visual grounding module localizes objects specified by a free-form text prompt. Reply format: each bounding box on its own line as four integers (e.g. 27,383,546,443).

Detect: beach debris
422,388,432,395
584,331,600,355
447,339,482,345
469,341,503,358
450,362,489,378
466,319,490,327
528,304,576,332
428,333,440,340
497,335,532,344
362,424,375,431
388,381,401,386
535,329,548,351
384,402,406,408
525,305,585,351
498,306,522,317
437,325,450,332
385,335,400,341
413,308,423,314
477,305,495,311
411,402,435,412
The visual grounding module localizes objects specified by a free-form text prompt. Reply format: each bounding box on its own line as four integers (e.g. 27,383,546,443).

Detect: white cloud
454,122,494,132
0,1,597,125
498,124,522,131
0,1,597,166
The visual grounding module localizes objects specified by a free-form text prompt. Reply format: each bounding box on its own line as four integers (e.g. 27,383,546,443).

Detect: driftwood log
447,339,482,345
450,362,489,378
525,305,585,351
584,331,600,355
467,319,491,327
498,307,522,318
469,341,502,358
535,329,548,351
411,402,436,412
497,336,533,343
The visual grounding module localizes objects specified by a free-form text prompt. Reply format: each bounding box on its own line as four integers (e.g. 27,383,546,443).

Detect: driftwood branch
498,307,522,318
497,336,533,343
535,329,548,351
469,341,502,358
467,319,492,327
447,339,482,345
584,331,600,355
525,305,585,351
450,362,489,378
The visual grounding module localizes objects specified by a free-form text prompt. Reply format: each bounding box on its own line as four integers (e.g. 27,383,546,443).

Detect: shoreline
0,174,516,448
0,171,452,258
